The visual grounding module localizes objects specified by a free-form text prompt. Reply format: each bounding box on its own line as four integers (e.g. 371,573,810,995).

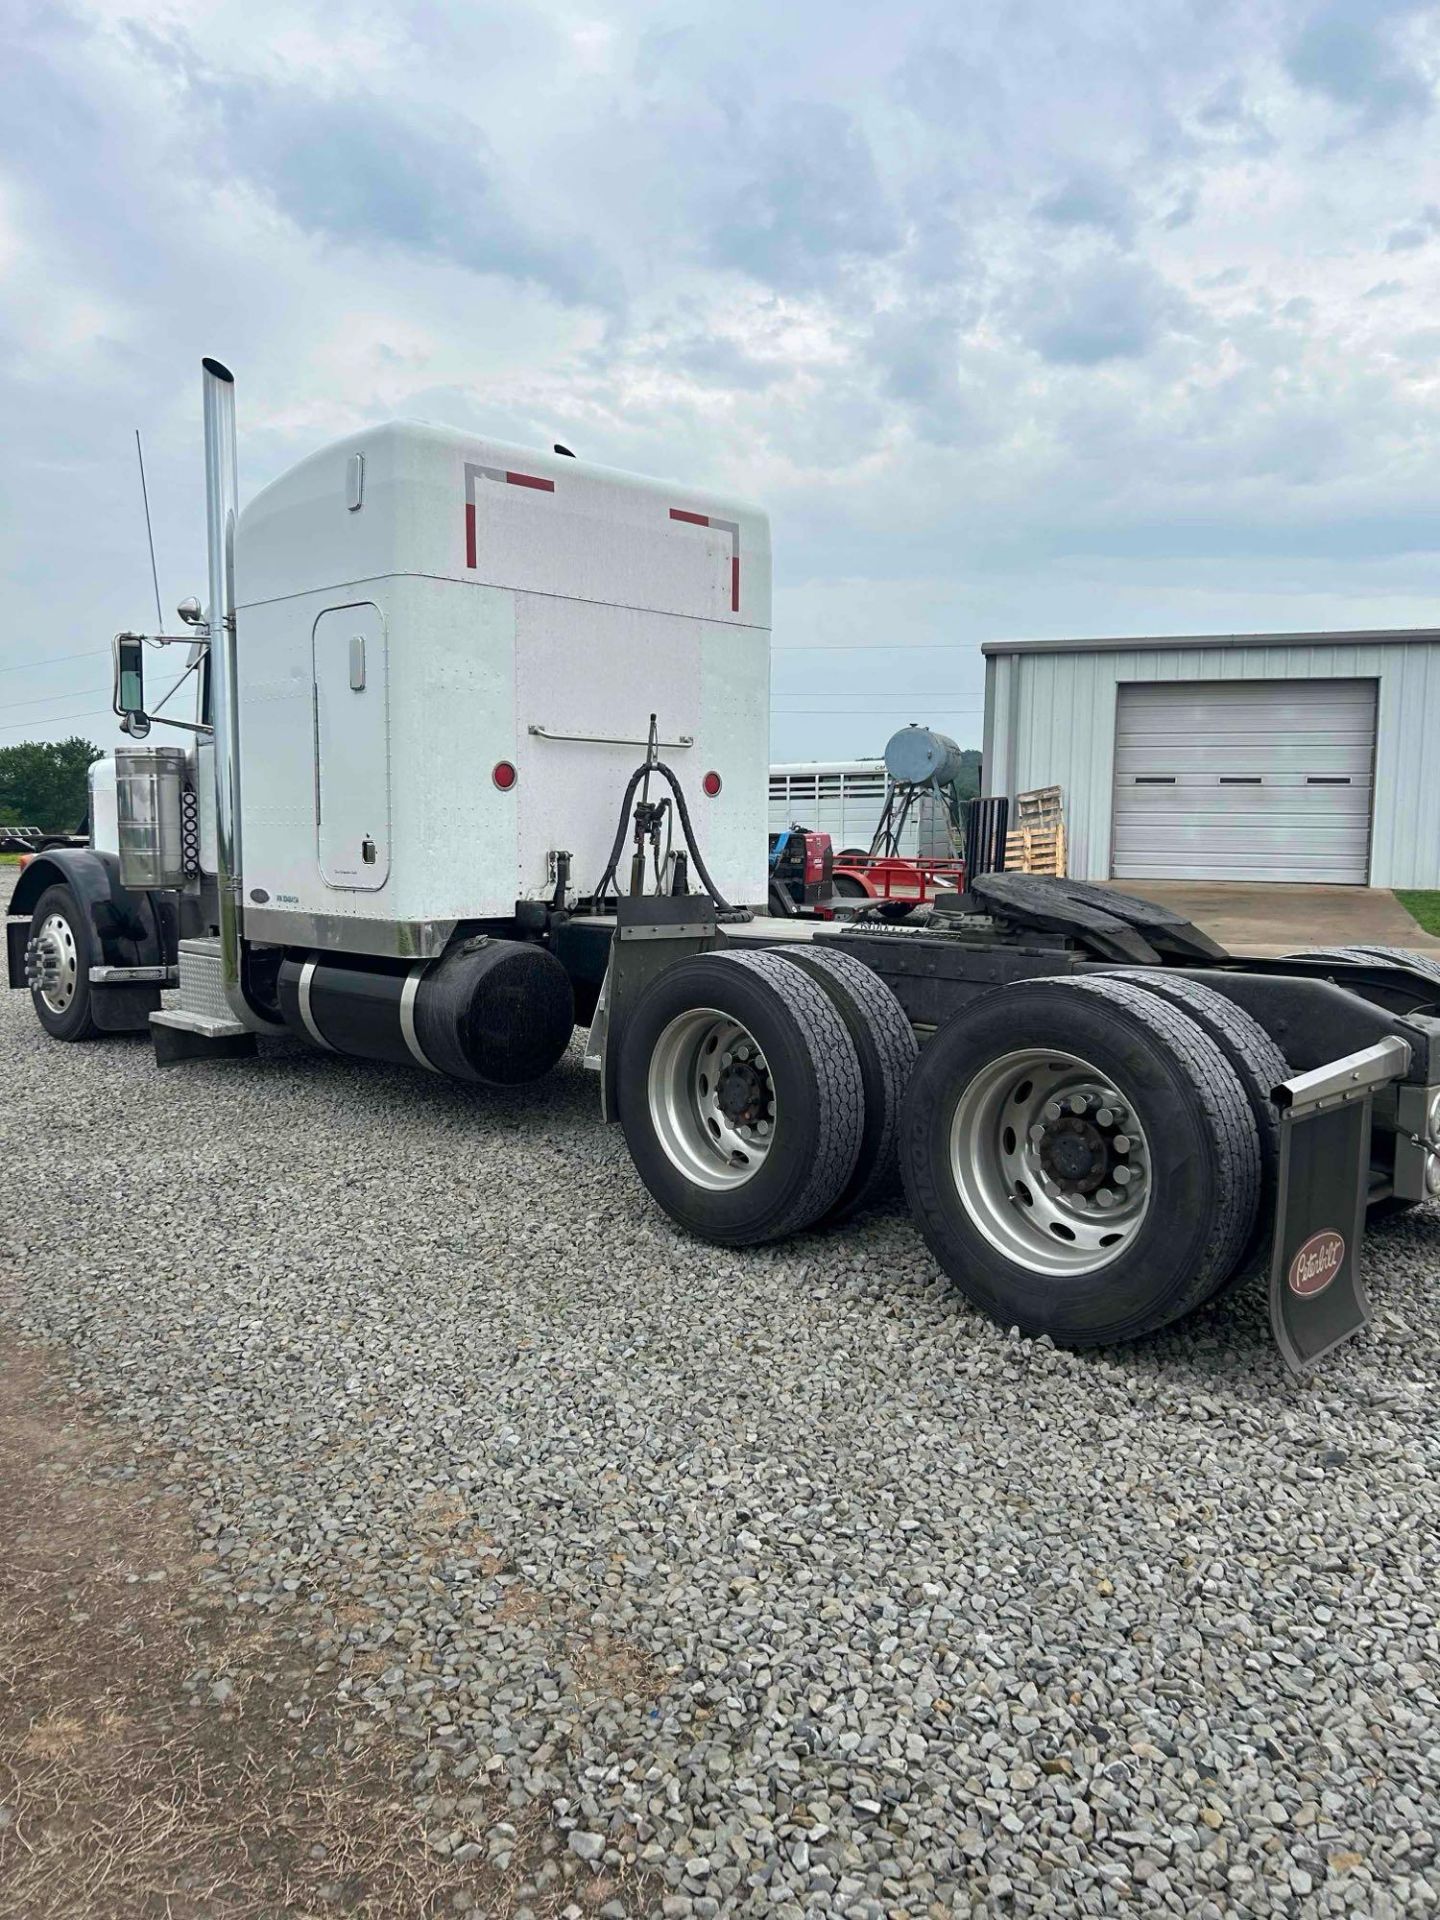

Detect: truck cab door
313,603,390,890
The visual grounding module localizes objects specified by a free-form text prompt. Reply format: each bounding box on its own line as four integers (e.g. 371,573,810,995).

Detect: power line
772,704,983,714
779,702,990,710
2,686,110,713
773,696,985,702
0,647,110,678
772,643,980,653
0,708,113,738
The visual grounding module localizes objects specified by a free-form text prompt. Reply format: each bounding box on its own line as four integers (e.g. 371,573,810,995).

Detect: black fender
6,850,175,996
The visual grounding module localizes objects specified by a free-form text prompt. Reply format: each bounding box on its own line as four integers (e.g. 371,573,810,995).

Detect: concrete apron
1107,881,1440,958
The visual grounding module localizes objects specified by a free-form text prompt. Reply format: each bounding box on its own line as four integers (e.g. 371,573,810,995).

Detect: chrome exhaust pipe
201,356,265,1027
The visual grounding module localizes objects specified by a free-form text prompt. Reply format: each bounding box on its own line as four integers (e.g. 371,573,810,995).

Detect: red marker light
702,770,722,797
492,760,517,791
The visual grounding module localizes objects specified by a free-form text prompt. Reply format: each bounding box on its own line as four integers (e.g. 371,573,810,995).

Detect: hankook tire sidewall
903,999,1221,1342
619,961,829,1244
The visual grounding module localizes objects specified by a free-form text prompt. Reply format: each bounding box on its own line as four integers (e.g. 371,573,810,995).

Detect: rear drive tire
783,943,918,1223
26,883,100,1041
1345,945,1440,988
1284,945,1396,967
900,975,1261,1346
618,950,864,1246
1106,970,1291,1294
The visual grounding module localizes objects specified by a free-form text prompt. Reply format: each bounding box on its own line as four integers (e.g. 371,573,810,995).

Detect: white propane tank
883,725,966,789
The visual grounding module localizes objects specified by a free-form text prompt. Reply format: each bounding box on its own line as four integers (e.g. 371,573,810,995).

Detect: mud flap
584,896,718,1122
1268,1036,1411,1371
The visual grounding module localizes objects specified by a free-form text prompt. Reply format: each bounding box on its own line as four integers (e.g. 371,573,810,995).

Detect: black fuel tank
277,937,575,1086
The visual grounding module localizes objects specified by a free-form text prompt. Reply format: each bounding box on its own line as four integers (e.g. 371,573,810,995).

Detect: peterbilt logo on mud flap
1288,1229,1346,1298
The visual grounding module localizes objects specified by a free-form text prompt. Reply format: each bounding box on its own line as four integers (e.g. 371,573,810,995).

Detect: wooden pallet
1014,784,1063,825
1005,821,1067,877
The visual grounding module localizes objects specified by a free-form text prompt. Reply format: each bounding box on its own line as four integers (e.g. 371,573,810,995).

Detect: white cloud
2,0,1440,762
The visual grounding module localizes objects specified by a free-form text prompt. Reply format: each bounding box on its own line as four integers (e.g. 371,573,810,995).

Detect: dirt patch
0,1338,571,1919
414,1490,471,1532
478,1588,665,1708
564,1627,665,1706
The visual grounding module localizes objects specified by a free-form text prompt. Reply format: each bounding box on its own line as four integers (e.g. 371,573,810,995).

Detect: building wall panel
984,637,1440,888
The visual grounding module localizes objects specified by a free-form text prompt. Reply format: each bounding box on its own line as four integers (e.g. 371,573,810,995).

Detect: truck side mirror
114,633,150,736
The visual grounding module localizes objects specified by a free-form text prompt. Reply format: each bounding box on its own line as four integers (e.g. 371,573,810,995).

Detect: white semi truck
9,361,1440,1370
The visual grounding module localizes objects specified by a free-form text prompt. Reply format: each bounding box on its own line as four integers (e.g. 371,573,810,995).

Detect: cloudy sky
3,0,1440,765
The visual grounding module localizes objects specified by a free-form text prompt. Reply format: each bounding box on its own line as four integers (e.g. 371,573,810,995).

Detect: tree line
0,738,102,833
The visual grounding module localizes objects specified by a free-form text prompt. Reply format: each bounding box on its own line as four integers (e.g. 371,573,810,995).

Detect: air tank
883,725,967,789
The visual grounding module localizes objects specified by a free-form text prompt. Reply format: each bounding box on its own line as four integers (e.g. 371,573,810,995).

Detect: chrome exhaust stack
201,356,268,1028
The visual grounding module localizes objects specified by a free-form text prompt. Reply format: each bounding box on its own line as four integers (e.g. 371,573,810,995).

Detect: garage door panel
1118,776,1371,804
1121,704,1373,723
1119,681,1373,719
1115,844,1367,880
1117,744,1373,776
1118,796,1373,830
1118,746,1370,778
1112,679,1376,883
1119,696,1373,724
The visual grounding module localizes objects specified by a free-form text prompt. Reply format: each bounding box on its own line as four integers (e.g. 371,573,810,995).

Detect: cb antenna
134,428,164,631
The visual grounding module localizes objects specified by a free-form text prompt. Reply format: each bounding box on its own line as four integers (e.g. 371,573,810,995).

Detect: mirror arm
135,716,214,737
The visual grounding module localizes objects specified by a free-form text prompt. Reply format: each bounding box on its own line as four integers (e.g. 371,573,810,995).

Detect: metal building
982,628,1440,888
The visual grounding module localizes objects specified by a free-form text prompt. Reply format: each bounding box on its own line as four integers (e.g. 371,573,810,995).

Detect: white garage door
1112,679,1376,883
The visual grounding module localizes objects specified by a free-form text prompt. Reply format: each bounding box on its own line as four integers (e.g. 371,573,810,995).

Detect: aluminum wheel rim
34,911,79,1014
648,1007,777,1191
950,1047,1152,1276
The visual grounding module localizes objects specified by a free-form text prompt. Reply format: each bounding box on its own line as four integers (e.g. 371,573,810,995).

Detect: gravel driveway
3,867,1439,1918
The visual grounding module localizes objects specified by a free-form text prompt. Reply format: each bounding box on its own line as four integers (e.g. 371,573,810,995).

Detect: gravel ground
3,867,1440,1918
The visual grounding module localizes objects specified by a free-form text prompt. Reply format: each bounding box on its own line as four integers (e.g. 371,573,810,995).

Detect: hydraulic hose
653,759,738,914
591,764,649,907
588,758,743,916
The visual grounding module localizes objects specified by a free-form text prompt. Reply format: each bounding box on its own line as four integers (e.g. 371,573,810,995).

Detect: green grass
0,853,21,866
1396,890,1440,936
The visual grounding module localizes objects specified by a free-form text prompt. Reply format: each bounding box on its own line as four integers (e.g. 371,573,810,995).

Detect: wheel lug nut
1068,1094,1087,1114
1113,1134,1131,1154
1096,1188,1117,1209
1029,1123,1046,1144
1114,1165,1134,1186
1045,1101,1063,1121
1096,1106,1114,1127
